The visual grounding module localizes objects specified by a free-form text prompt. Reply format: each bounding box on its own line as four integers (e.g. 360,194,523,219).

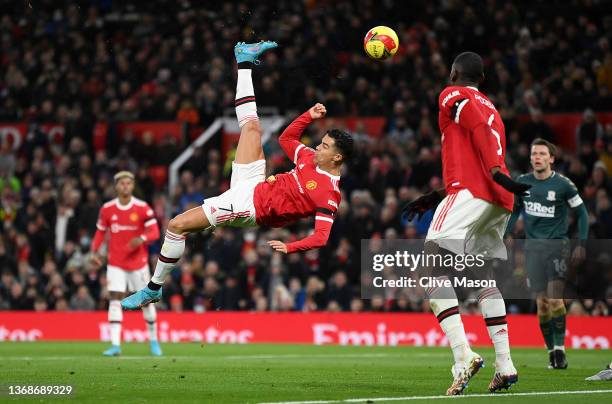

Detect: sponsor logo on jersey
130,213,139,222
110,223,139,233
210,206,217,214
306,180,317,190
328,200,338,209
441,90,460,107
524,201,555,218
111,214,118,221
547,190,556,201
299,164,305,170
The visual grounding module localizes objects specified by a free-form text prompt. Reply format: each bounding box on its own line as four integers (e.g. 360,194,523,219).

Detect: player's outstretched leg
233,40,277,165
121,206,209,309
478,287,518,392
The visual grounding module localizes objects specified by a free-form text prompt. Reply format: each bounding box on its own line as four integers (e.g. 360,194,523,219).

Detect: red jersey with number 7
253,112,341,253
438,85,514,211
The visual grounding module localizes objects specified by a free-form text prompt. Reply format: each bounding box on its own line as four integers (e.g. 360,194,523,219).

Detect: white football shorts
107,264,151,293
426,189,510,259
201,159,265,228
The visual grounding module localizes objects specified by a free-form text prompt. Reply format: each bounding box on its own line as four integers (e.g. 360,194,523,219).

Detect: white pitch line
1,353,450,362
1,356,166,361
257,389,612,404
224,353,397,360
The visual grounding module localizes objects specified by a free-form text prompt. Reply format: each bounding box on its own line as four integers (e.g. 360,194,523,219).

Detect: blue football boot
121,286,162,310
234,40,278,64
103,345,121,356
150,340,162,356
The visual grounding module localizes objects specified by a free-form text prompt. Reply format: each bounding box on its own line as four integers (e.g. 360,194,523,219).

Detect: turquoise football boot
234,40,278,64
150,340,162,356
103,345,121,356
121,286,162,310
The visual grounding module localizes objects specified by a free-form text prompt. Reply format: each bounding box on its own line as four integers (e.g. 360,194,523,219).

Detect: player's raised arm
278,103,326,163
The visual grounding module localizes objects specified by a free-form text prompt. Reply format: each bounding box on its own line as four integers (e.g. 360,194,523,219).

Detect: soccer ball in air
363,26,399,60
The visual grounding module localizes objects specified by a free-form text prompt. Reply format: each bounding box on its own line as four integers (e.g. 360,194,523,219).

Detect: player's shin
551,304,567,350
478,287,513,370
538,312,554,351
108,300,123,346
142,304,158,341
149,230,185,289
235,66,258,128
428,277,471,365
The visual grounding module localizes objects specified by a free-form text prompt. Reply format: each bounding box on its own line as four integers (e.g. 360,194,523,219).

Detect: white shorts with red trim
107,264,151,293
426,189,510,259
201,159,265,228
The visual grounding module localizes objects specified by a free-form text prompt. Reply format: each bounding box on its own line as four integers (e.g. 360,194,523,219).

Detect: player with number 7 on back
402,52,531,395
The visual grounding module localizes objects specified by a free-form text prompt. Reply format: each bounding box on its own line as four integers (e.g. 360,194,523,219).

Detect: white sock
142,304,157,342
235,69,258,127
554,345,565,351
478,287,513,370
108,300,122,346
429,277,471,365
151,231,185,285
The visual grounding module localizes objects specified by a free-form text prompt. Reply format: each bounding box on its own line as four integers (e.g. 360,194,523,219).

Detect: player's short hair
327,129,353,163
452,52,484,83
114,170,135,183
531,138,557,158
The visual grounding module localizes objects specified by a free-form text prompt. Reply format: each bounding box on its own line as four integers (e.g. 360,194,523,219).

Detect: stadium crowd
0,0,611,314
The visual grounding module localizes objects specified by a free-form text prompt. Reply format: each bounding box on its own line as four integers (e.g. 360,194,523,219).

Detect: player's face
115,177,134,198
315,135,342,166
530,145,554,172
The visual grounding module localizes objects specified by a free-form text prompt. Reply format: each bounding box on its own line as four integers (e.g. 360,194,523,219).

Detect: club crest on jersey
306,180,317,190
130,213,139,222
547,191,556,201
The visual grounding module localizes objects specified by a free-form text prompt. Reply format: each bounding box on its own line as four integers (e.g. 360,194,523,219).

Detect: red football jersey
253,112,341,253
438,85,514,211
92,197,160,270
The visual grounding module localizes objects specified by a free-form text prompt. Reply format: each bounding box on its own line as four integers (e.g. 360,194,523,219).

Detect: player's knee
536,296,550,313
549,298,565,311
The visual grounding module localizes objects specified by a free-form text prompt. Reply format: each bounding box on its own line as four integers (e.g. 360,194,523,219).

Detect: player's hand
308,103,327,120
90,253,103,268
128,237,145,250
492,171,532,196
571,245,586,267
268,240,288,254
401,191,443,221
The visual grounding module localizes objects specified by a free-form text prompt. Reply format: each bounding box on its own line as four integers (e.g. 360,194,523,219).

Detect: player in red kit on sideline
121,41,352,310
402,52,531,395
91,171,161,356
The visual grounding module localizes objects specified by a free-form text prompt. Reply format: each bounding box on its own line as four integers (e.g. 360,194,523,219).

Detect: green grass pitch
0,343,610,403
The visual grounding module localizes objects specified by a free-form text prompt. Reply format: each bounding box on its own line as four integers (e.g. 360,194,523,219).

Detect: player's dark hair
327,129,353,163
453,52,484,83
531,138,557,158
